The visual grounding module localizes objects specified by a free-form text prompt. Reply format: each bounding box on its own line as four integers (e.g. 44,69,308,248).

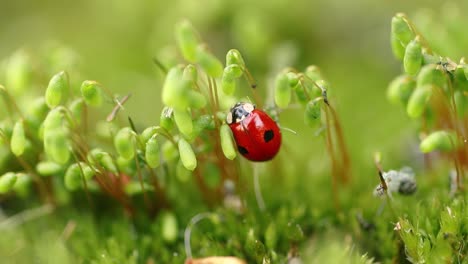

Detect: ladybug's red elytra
226,102,281,162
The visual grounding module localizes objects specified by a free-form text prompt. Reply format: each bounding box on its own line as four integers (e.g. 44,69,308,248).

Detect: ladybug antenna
279,126,297,135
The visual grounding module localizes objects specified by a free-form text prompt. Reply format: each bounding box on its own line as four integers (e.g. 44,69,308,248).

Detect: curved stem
184,212,214,260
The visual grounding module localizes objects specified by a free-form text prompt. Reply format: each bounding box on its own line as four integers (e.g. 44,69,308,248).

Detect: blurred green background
2,0,465,178
0,0,467,261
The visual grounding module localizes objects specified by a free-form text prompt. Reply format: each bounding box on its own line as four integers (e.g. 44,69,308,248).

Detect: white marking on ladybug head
242,102,254,113
226,112,233,124
236,115,245,123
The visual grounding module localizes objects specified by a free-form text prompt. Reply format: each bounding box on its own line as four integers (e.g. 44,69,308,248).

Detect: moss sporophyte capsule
45,71,69,108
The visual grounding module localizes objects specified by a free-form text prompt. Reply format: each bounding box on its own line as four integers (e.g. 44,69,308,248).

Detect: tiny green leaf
391,14,415,46
407,85,432,118
175,20,200,62
387,75,416,105
161,211,178,243
404,39,423,75
162,66,192,110
44,129,70,164
420,130,458,153
178,138,197,171
196,45,223,78
221,73,236,95
304,99,322,127
416,64,446,88
183,64,198,83
274,72,291,108
69,98,85,125
11,120,26,156
304,65,324,82
391,34,405,60
220,124,237,160
226,49,245,68
0,172,17,194
145,136,160,168
36,161,63,176
80,80,103,107
65,162,94,191
173,109,193,137
45,71,68,108
5,50,32,95
114,127,135,160
13,173,32,197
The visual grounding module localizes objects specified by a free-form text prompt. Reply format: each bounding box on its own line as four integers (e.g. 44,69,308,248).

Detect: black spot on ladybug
238,146,249,155
263,130,274,142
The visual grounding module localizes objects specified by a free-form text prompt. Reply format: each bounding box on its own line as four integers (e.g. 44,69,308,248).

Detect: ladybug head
226,102,255,124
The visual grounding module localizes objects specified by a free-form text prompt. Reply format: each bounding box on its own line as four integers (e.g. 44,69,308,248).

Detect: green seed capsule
162,66,192,110
11,120,26,156
391,14,415,46
416,64,446,88
160,107,174,132
188,91,207,109
286,72,299,87
183,64,198,83
36,161,63,176
161,211,178,243
220,124,236,160
224,64,243,79
5,50,32,96
44,129,70,164
304,99,322,127
175,20,200,62
173,109,193,137
404,39,423,75
140,126,158,144
274,72,291,108
27,97,49,122
226,49,245,68
43,108,63,130
178,138,197,171
124,181,154,196
391,34,405,60
407,85,432,118
162,140,179,161
420,130,457,153
116,156,136,175
221,73,236,95
69,98,85,125
293,82,309,105
196,45,223,78
45,71,69,108
0,172,17,194
114,127,135,161
13,173,32,197
387,75,416,105
65,162,94,190
80,80,103,107
176,159,191,182
87,149,118,173
304,65,324,82
145,136,160,168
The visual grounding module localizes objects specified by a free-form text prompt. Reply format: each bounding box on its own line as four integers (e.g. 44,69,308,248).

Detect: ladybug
226,102,281,161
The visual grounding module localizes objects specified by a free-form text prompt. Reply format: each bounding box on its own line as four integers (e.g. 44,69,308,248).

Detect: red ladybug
226,102,281,161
